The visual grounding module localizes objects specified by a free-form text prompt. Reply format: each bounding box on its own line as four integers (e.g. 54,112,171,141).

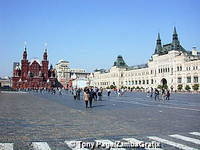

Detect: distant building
71,73,89,88
89,27,200,91
0,77,12,88
12,47,56,89
55,60,90,88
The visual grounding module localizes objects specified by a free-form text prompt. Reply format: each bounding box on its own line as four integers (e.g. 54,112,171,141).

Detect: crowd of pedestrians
82,87,103,108
63,87,105,109
146,87,170,101
18,85,172,110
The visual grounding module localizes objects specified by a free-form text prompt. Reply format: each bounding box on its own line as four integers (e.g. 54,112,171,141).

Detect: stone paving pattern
0,91,199,149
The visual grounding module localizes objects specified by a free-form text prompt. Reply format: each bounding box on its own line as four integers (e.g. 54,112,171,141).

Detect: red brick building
12,47,56,89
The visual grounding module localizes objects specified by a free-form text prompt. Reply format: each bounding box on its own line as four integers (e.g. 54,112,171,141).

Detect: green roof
113,55,128,68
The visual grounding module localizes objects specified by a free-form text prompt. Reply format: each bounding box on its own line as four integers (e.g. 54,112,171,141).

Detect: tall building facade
89,28,200,91
55,60,89,88
12,47,56,89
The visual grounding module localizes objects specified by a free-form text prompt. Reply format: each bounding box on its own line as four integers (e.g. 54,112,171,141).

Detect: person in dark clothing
107,89,111,96
166,90,170,100
154,88,159,100
89,89,94,108
76,88,81,100
150,87,153,97
93,87,98,100
98,90,103,100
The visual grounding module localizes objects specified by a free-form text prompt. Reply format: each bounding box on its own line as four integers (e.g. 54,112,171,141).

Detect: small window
143,80,145,84
187,76,191,83
151,79,154,84
194,77,198,83
178,77,182,83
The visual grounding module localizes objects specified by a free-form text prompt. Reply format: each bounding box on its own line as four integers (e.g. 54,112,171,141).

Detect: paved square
0,91,199,149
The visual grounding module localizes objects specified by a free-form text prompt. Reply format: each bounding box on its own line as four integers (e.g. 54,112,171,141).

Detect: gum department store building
89,28,200,91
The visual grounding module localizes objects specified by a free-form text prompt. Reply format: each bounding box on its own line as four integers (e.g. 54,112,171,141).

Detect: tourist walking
89,88,94,107
76,88,81,100
161,89,165,100
121,88,125,96
166,90,170,100
117,89,121,96
154,88,159,100
150,87,153,98
58,88,62,95
107,89,111,96
98,90,102,100
98,88,103,100
93,87,98,100
73,89,77,100
146,88,150,97
83,88,89,108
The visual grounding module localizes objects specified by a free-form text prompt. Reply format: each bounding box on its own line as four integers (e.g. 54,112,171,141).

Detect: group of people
28,86,172,109
69,87,104,108
147,87,170,100
72,88,81,100
116,88,126,96
83,87,103,108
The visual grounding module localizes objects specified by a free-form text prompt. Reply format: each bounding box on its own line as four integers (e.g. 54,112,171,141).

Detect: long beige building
89,28,200,91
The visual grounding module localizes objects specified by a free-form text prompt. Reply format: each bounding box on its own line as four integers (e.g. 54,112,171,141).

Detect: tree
157,85,162,89
185,85,191,91
163,84,168,89
177,84,183,91
131,86,135,90
157,84,168,89
110,85,116,89
136,86,140,90
192,84,199,91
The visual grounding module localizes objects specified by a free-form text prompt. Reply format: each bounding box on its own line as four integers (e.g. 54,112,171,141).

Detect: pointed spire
173,26,177,35
157,32,161,40
43,43,48,60
154,32,163,54
23,41,27,60
172,26,178,41
172,26,180,50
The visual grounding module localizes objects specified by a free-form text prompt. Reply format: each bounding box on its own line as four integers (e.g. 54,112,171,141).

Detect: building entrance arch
161,78,167,86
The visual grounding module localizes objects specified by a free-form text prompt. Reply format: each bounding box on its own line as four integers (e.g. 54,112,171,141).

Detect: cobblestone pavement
0,91,199,149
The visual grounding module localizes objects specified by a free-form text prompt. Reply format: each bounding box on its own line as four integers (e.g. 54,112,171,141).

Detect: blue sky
0,0,199,77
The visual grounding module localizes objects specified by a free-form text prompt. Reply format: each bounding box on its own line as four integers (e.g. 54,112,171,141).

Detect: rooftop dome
58,59,69,63
113,55,128,68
